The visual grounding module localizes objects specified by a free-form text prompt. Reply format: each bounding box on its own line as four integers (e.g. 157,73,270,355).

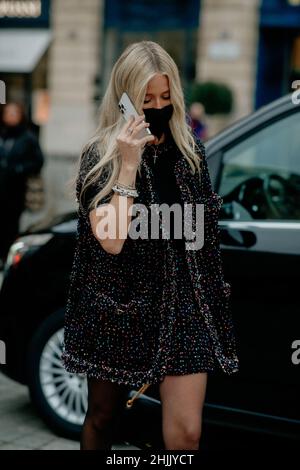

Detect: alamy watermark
94,201,205,251
291,80,300,104
291,340,300,365
0,340,6,365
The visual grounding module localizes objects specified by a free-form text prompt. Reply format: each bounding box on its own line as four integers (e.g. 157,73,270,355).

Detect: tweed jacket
62,136,240,399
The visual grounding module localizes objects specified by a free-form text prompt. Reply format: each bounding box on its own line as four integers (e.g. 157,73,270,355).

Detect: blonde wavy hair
75,40,204,214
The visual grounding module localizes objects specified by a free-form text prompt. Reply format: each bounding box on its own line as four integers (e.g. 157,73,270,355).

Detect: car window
219,112,300,220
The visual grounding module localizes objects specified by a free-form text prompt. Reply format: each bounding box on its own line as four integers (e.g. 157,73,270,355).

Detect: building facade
1,0,299,220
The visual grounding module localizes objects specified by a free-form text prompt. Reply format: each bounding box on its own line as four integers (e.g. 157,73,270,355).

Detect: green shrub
186,81,233,115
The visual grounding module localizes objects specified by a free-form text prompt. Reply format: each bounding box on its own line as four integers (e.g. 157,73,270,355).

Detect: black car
0,93,299,449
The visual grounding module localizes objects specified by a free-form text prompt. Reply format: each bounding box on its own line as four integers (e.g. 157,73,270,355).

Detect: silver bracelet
112,184,139,198
116,180,136,190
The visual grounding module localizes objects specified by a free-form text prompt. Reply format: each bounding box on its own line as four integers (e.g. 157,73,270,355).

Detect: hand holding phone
118,92,152,140
117,92,155,168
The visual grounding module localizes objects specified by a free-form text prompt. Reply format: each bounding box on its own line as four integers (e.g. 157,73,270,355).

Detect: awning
0,28,52,73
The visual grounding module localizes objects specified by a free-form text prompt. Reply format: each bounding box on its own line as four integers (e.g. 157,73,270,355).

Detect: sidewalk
0,373,79,450
0,373,140,450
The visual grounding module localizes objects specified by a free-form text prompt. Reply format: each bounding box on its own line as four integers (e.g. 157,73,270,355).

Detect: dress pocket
93,291,140,318
90,291,154,368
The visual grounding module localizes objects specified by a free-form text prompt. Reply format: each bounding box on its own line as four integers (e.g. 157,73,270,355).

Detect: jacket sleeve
76,142,114,215
14,131,44,176
194,137,214,196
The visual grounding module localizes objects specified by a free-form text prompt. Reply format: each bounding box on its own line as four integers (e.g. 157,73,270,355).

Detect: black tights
81,376,130,450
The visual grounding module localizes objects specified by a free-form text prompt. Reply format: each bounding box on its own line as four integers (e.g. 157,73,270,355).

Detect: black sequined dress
143,134,215,375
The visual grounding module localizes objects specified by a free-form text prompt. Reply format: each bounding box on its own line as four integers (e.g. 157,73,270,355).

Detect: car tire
26,308,87,440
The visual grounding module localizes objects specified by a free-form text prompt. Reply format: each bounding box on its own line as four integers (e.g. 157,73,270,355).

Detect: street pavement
0,373,80,450
0,361,140,451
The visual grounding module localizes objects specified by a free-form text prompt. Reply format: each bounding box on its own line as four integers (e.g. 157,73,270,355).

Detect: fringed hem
61,350,160,389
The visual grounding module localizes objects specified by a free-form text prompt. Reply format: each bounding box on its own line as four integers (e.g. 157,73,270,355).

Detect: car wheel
26,308,87,439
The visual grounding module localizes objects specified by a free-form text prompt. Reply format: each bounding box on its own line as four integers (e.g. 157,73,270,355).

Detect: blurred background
1,0,300,226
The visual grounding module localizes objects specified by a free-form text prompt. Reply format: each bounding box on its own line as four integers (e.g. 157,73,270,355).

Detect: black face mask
142,103,173,140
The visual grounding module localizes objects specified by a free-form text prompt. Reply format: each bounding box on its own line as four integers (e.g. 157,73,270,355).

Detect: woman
0,102,44,266
62,40,239,450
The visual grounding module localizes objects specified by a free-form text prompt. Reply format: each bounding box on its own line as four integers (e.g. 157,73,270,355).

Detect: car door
205,109,300,437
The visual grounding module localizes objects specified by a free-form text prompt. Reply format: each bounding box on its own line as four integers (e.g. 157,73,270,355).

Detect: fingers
127,114,145,133
130,119,150,138
122,114,135,134
119,113,155,149
129,121,155,146
141,134,155,145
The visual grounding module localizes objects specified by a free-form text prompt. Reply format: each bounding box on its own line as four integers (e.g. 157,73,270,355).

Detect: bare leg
159,372,208,450
80,377,129,450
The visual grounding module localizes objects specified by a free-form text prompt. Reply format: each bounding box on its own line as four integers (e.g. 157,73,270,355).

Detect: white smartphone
118,92,152,140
